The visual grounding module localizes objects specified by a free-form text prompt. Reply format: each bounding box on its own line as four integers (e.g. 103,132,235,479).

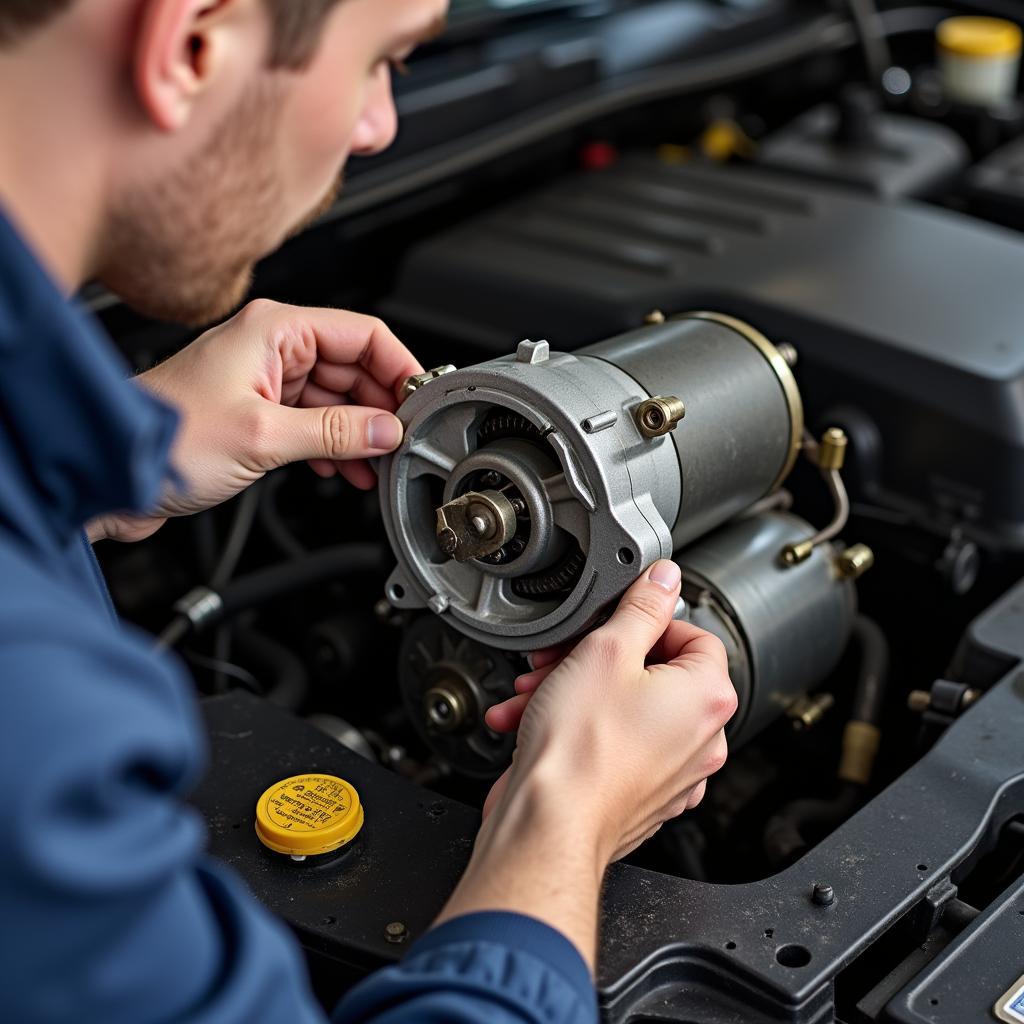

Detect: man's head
0,0,448,323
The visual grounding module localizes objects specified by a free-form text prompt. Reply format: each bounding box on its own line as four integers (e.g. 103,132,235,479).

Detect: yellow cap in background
937,16,1022,59
255,774,364,858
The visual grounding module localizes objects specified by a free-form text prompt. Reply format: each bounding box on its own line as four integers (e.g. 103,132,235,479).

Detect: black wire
155,615,190,652
183,648,261,694
259,471,307,559
210,482,263,591
155,544,389,650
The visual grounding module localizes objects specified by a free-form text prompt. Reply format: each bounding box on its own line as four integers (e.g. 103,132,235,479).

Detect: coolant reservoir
937,16,1022,107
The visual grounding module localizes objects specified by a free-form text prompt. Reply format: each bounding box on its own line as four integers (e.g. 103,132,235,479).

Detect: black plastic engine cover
382,156,1024,551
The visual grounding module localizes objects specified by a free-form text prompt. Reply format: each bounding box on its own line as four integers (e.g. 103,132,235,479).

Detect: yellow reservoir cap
937,17,1022,59
255,774,364,857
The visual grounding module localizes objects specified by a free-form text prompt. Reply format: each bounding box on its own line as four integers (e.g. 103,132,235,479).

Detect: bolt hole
917,863,928,872
724,941,736,950
390,584,406,602
930,998,939,1006
764,928,774,939
776,944,811,968
232,822,242,830
617,548,635,565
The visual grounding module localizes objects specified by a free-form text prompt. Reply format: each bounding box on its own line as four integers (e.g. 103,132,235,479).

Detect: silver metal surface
584,316,803,548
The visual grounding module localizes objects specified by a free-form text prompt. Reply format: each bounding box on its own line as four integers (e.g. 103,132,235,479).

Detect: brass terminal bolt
635,396,686,438
816,427,848,471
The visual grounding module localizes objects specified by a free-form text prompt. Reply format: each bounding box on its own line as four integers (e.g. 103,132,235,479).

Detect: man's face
102,0,449,326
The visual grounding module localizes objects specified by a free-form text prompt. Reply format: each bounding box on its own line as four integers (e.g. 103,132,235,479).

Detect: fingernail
526,653,537,671
648,560,681,591
368,414,403,451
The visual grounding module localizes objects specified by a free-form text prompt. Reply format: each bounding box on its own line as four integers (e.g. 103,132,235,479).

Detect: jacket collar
0,208,179,547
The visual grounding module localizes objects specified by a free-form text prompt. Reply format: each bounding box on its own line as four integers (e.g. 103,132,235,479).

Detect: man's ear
133,0,249,132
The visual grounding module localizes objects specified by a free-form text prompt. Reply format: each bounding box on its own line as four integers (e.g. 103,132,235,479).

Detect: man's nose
350,69,398,157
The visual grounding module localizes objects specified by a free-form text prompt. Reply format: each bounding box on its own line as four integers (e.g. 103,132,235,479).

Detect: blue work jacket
0,209,596,1024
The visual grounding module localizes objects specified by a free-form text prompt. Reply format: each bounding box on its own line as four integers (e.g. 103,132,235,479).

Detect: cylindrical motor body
396,511,857,778
676,511,857,747
380,313,803,651
585,314,802,547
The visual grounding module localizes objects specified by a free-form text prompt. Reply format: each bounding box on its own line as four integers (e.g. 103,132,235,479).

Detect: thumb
596,559,682,659
258,403,404,468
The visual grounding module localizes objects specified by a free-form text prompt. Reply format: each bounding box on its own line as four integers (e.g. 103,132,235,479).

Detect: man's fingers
514,661,560,695
586,560,681,664
246,302,422,401
258,402,404,470
649,619,730,672
527,643,570,671
484,693,531,734
311,361,398,414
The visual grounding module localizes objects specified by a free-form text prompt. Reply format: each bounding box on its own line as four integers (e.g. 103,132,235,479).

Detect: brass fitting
644,309,667,325
780,539,815,567
635,396,686,438
838,544,875,580
838,720,881,786
401,365,457,401
787,692,835,731
907,690,932,712
816,427,848,471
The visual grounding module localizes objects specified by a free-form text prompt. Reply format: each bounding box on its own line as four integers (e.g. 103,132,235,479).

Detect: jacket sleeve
0,577,327,1024
334,911,598,1024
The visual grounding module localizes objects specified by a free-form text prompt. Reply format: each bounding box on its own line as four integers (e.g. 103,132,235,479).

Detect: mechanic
0,1,737,1022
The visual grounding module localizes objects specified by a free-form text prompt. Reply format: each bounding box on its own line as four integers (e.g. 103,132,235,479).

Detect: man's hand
435,560,737,967
90,300,422,543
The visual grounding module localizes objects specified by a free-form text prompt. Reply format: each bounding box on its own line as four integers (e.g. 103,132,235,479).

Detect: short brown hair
0,0,343,67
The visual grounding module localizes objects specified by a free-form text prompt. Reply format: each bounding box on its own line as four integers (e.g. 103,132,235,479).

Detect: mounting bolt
438,528,459,556
635,396,686,438
428,594,450,615
384,921,410,944
811,882,835,907
644,310,667,325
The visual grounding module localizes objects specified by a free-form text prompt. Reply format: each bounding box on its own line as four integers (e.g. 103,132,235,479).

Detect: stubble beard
101,82,340,328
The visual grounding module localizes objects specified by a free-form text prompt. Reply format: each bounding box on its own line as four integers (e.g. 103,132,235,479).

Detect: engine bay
95,2,1024,1021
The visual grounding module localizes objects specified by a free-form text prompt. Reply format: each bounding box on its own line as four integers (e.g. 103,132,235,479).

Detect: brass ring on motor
675,311,804,492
